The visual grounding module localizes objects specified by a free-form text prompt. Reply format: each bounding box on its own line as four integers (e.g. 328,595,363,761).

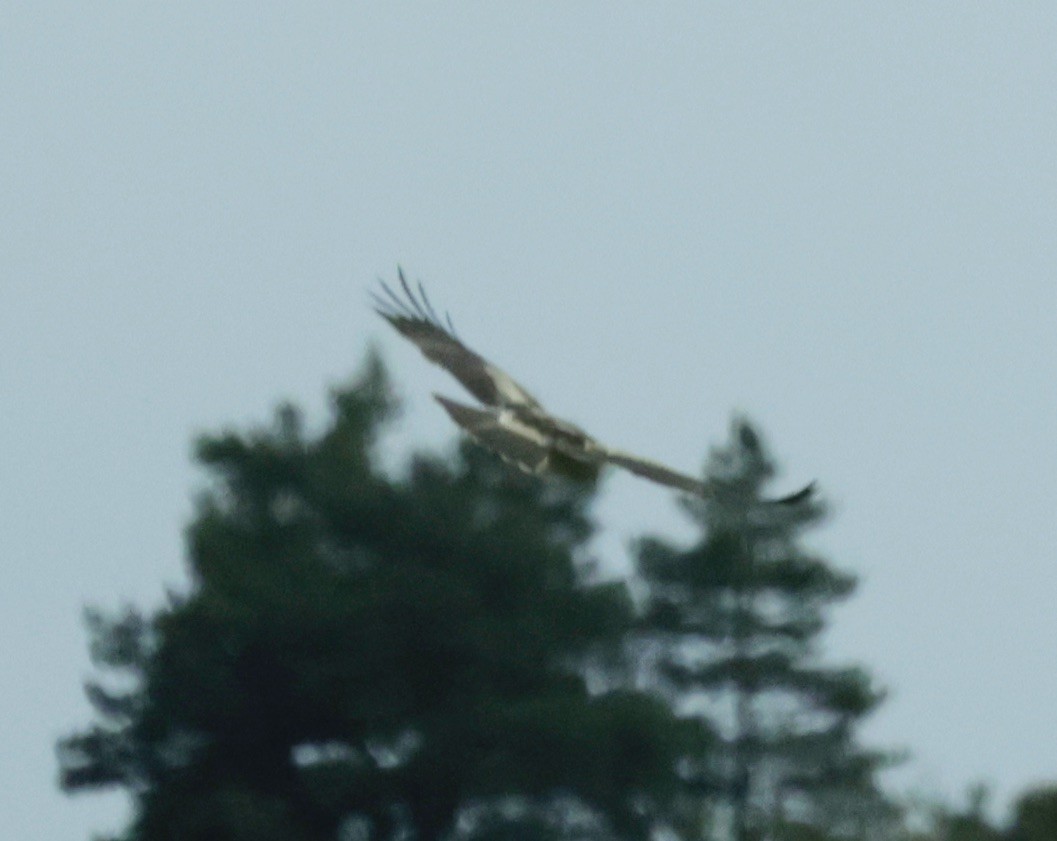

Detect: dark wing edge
372,269,542,410
767,481,817,506
371,267,458,335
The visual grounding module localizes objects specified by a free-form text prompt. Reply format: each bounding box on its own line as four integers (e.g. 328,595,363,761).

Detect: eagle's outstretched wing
373,269,542,410
601,449,709,496
601,449,816,502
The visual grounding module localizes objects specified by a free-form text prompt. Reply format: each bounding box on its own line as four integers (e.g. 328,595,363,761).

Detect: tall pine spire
636,419,896,841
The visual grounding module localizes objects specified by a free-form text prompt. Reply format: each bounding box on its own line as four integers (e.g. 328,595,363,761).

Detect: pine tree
635,419,894,841
58,354,703,841
1008,784,1057,841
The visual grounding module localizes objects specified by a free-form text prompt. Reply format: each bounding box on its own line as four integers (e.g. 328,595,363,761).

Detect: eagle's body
374,270,812,503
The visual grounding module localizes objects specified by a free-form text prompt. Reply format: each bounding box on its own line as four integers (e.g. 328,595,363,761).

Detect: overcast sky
3,5,1056,838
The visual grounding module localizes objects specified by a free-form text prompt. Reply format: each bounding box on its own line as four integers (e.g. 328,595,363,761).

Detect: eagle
373,270,814,505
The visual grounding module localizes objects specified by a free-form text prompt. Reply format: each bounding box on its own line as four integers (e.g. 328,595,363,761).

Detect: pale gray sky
3,5,1056,838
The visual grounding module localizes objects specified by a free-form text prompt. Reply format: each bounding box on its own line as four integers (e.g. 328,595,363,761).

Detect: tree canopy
60,350,1046,841
59,354,702,841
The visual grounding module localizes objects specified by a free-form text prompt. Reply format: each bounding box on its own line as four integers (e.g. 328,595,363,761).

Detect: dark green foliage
816,782,1057,841
917,786,1005,841
636,419,896,840
59,353,699,841
1009,784,1057,841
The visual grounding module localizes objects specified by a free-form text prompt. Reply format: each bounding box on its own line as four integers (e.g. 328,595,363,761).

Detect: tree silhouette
635,419,895,841
58,354,702,841
1009,784,1057,841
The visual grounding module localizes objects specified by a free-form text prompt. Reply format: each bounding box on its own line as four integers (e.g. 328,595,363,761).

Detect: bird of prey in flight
373,270,814,505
